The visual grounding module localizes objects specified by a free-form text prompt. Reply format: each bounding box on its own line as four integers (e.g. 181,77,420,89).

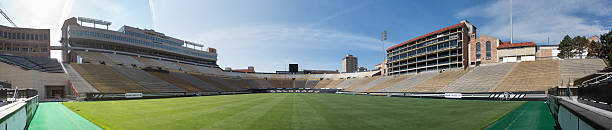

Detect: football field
58,93,538,129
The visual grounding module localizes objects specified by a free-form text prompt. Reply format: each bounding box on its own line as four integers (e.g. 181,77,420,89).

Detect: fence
0,95,39,130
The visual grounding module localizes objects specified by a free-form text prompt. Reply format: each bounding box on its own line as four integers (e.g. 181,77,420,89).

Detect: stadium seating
379,71,438,92
560,59,606,85
304,80,319,88
103,53,145,67
350,76,394,92
152,59,181,70
334,78,366,89
0,55,63,73
252,79,273,88
192,75,240,91
191,65,220,75
293,79,307,88
64,64,99,95
344,77,380,91
110,66,186,92
314,79,332,88
133,56,165,68
439,63,516,92
267,78,294,88
146,71,202,92
364,74,414,92
321,79,346,88
176,63,199,72
226,78,253,89
404,68,472,92
71,64,150,93
494,60,560,92
210,77,247,90
76,51,115,65
170,72,224,91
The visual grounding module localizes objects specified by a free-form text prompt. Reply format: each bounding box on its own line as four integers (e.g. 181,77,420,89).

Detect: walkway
28,102,101,130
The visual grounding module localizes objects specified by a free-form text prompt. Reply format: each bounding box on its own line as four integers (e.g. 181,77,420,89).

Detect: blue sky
0,0,609,72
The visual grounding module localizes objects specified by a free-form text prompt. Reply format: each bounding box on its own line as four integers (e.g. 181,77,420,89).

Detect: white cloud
193,25,381,72
457,0,610,44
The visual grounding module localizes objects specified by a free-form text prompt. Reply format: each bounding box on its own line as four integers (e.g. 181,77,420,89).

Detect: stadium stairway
344,77,381,92
103,53,145,67
146,71,202,92
379,71,438,92
364,74,414,92
64,64,99,95
110,66,186,92
439,63,516,92
493,60,560,92
350,76,394,92
170,72,224,92
404,68,472,92
560,59,606,84
71,64,150,93
304,80,319,88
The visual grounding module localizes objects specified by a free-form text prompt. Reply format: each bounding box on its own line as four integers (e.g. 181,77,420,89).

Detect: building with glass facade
0,25,50,58
386,20,476,75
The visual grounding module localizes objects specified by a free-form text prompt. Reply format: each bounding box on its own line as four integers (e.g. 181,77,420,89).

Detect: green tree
573,36,589,59
558,35,574,59
601,30,612,64
588,40,602,57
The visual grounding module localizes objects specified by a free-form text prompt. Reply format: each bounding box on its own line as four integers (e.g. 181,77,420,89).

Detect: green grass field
62,93,526,129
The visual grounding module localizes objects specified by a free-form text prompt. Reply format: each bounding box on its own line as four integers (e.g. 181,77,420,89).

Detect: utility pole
381,30,387,75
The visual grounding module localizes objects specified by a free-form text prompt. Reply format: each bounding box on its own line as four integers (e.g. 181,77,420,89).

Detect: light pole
381,30,387,75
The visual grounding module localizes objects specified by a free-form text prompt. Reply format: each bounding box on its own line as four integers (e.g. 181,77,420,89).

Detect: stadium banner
125,93,143,98
444,93,462,98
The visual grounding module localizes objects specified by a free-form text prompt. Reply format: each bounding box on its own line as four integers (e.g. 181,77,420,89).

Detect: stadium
1,4,611,130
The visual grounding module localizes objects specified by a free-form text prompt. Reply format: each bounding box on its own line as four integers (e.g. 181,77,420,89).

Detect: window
26,33,29,40
517,56,522,61
13,48,18,51
22,48,28,52
41,48,47,52
476,42,481,59
44,34,47,40
35,35,38,40
486,41,492,60
17,33,20,39
21,33,25,39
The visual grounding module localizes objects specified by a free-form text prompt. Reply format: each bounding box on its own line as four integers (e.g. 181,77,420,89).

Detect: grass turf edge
480,101,526,129
62,102,111,130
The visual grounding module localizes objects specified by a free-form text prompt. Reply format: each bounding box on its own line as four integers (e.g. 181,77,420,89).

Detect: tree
587,40,602,57
573,36,589,59
558,35,574,59
601,30,612,64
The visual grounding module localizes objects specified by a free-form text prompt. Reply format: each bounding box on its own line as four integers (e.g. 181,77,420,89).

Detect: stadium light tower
510,0,513,44
381,30,387,66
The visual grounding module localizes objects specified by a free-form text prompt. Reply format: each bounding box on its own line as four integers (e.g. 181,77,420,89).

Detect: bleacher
404,68,472,92
64,64,99,95
333,78,366,89
209,77,247,91
267,78,294,88
252,79,273,88
192,75,239,91
76,51,115,64
321,79,346,89
304,80,319,88
365,74,414,92
379,71,438,92
494,60,560,92
343,77,380,91
561,59,606,84
314,79,332,88
110,66,185,92
153,59,181,70
0,55,63,73
133,56,165,68
71,64,149,93
293,79,307,88
170,72,224,92
103,53,145,67
350,76,393,92
146,71,202,92
439,63,516,92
